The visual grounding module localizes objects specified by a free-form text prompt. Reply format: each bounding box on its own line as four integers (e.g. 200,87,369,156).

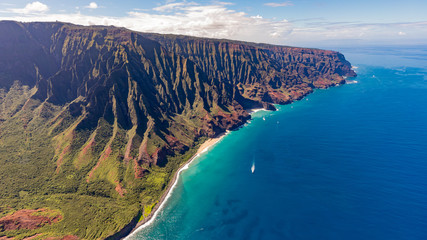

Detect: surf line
125,108,269,239
125,132,228,239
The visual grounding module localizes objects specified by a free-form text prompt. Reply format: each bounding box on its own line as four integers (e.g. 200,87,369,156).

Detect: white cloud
2,2,290,43
132,8,149,12
1,2,426,47
128,4,293,42
153,2,187,12
212,1,234,5
264,2,293,7
85,2,98,9
287,20,427,46
8,1,48,14
152,2,200,12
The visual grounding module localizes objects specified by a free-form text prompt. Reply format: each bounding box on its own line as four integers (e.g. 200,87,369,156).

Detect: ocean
127,46,427,240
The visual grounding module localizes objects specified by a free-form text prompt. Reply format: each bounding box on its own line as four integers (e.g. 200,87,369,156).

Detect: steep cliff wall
0,21,355,239
142,33,356,104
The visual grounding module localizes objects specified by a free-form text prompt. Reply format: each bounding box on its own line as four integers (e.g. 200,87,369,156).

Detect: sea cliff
0,21,355,239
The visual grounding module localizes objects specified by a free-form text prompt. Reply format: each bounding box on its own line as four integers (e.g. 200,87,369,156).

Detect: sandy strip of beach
125,108,266,239
196,132,226,155
247,108,265,114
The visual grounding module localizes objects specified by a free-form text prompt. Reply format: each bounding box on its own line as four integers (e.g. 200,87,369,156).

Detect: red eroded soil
0,209,62,231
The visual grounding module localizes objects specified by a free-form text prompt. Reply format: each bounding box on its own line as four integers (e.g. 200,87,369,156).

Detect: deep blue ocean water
128,46,427,240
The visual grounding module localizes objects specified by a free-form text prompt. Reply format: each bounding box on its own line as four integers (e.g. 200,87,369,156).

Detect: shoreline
123,80,350,238
247,108,265,114
124,131,229,239
124,108,267,239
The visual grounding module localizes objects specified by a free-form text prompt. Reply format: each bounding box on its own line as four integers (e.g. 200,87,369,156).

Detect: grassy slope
0,22,355,239
0,109,201,240
0,84,205,239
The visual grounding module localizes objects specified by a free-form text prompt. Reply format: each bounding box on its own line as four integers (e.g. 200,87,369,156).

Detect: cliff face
142,33,356,104
0,21,355,239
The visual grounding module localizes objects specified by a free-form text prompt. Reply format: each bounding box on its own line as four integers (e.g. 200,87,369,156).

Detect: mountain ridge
0,21,355,239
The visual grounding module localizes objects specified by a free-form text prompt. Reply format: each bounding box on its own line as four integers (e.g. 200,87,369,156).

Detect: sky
0,0,427,48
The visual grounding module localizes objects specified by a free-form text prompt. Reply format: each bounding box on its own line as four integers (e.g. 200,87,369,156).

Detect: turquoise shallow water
128,47,427,240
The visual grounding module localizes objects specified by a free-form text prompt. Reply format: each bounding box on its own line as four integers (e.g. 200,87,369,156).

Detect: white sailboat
251,161,255,173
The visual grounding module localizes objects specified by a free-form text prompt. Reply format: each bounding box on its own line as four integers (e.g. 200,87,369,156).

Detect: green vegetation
1,195,139,239
29,208,62,219
0,103,198,239
0,21,355,239
142,202,157,220
0,88,202,238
